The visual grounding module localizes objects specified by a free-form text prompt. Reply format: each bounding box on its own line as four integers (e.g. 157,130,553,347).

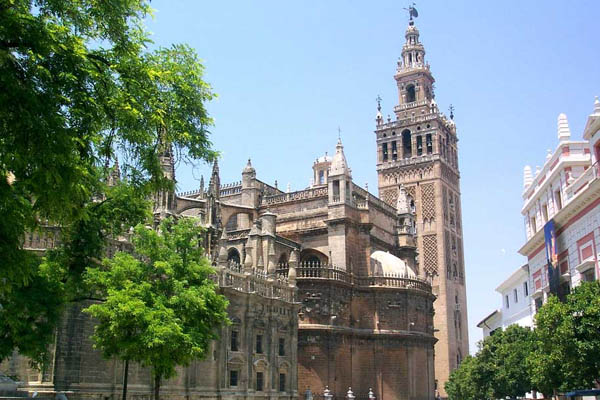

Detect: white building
519,98,600,311
477,309,501,338
477,265,533,338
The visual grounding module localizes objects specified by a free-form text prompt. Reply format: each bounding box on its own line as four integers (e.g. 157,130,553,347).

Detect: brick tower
375,15,469,396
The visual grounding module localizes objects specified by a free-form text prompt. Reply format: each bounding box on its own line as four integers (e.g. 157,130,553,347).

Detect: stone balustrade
292,263,431,293
392,98,430,112
178,189,204,198
220,181,242,196
353,185,397,215
215,261,296,303
22,226,62,250
262,186,328,206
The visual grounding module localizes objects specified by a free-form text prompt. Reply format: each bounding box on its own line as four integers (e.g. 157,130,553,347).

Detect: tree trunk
154,374,161,400
122,359,129,400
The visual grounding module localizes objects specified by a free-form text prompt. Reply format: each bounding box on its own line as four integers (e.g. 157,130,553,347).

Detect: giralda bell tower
374,10,468,396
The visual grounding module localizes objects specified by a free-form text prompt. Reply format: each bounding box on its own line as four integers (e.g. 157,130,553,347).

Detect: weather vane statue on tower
404,3,419,23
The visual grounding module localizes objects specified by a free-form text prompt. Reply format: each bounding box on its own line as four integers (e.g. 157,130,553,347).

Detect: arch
406,84,416,103
278,253,288,268
402,129,412,159
225,213,239,231
300,249,328,267
227,248,241,264
253,358,269,369
220,205,257,233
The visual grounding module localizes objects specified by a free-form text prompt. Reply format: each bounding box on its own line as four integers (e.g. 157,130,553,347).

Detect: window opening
279,374,286,392
231,330,239,351
426,134,433,154
406,85,416,103
230,370,239,387
402,130,412,158
256,372,264,391
256,334,263,354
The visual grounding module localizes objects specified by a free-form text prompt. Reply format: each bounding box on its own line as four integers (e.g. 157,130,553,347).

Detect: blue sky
146,1,600,353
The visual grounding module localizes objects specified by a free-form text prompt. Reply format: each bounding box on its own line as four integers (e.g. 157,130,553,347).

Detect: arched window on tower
402,130,412,159
406,85,416,103
426,134,433,154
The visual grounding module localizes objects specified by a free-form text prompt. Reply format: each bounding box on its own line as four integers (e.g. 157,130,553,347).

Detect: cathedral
5,13,466,400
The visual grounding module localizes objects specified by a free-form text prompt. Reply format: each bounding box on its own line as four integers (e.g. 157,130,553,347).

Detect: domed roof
370,251,416,277
329,138,350,177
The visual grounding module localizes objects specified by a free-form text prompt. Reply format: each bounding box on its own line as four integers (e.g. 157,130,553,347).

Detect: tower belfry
375,11,468,396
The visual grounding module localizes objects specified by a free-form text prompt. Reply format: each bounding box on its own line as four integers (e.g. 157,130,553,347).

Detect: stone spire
558,113,571,142
208,159,220,198
157,126,175,182
376,95,383,126
107,157,120,186
330,138,351,177
584,96,600,140
523,165,533,189
243,158,256,175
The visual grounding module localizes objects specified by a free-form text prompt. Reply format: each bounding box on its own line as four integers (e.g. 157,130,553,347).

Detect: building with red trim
519,98,600,310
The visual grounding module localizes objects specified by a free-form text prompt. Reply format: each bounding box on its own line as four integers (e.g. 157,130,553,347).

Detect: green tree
484,325,534,399
529,281,600,395
445,355,489,400
567,280,600,389
446,325,534,400
84,218,230,400
527,294,577,396
0,0,216,363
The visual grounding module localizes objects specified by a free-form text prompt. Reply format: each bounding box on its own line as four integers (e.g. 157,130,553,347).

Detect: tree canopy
447,281,600,400
528,281,600,394
84,218,230,400
446,325,533,400
0,0,216,364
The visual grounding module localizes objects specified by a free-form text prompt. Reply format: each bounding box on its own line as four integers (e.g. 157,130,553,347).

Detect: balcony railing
290,263,431,293
215,261,295,303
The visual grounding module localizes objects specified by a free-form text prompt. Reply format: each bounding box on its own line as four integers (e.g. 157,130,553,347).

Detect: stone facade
8,137,436,400
6,256,299,400
178,139,437,400
373,19,469,395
